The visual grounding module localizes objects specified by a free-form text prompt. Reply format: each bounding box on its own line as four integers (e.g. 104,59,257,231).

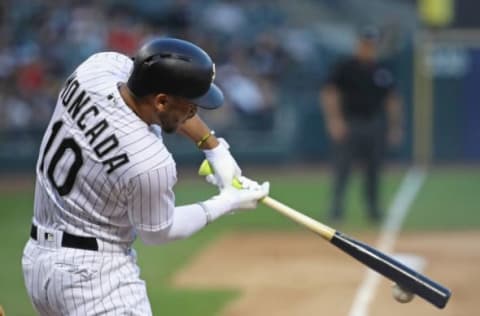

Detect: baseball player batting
22,37,269,315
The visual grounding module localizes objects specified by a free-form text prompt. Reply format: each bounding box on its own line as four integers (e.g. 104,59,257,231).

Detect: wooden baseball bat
261,196,450,309
198,161,451,309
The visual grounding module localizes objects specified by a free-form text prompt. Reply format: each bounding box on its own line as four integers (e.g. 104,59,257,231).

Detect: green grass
405,168,480,230
0,190,37,316
1,167,479,315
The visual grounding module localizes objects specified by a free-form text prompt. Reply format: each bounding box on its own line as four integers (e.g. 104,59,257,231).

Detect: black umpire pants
330,116,386,221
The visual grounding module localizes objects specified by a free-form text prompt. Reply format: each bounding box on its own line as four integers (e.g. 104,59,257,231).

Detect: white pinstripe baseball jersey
22,41,246,315
33,52,177,247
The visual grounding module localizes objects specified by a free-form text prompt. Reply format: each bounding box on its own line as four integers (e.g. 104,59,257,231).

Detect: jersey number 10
39,120,83,196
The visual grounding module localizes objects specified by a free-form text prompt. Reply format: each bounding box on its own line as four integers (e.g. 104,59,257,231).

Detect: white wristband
197,202,213,225
202,138,230,159
197,197,232,223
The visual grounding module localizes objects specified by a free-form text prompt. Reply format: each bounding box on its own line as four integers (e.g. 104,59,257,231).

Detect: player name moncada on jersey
58,72,129,174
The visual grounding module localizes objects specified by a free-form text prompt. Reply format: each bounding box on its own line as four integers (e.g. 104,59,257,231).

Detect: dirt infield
173,231,478,316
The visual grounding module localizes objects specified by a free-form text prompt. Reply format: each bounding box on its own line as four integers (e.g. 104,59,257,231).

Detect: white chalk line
348,167,427,316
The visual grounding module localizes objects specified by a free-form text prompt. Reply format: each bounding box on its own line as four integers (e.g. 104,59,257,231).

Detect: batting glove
199,176,269,223
203,138,241,189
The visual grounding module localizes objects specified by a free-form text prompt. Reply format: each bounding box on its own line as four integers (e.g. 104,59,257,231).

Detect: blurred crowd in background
0,0,415,134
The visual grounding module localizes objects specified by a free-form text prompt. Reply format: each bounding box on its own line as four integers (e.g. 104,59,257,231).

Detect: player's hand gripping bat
198,160,451,309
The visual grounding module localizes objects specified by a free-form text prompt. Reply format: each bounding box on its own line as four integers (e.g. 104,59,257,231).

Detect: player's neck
118,83,151,123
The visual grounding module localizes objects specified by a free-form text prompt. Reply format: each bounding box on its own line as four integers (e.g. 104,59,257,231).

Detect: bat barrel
331,232,451,309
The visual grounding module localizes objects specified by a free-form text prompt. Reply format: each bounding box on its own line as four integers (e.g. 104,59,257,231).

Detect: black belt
30,224,99,251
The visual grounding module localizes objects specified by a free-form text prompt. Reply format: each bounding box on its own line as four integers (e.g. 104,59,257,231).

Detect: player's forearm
386,92,403,129
177,114,219,150
138,204,209,245
138,199,234,245
320,85,344,122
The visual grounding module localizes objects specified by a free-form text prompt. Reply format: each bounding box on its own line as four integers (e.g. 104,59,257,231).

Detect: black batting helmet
127,37,223,109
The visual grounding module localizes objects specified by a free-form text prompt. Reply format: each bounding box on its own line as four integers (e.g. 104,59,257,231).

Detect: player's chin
157,119,179,134
162,118,191,134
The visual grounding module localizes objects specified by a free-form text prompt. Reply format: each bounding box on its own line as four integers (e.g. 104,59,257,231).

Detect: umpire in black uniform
320,26,403,223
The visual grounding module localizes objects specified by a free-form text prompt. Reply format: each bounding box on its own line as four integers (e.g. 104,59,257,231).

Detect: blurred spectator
0,0,330,136
249,31,289,80
64,4,107,66
217,48,276,132
0,0,414,148
320,26,404,224
16,57,45,94
164,0,193,37
106,10,145,55
2,88,32,129
200,1,247,36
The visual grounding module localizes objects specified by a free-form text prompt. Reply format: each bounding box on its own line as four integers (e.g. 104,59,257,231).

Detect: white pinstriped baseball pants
22,237,152,315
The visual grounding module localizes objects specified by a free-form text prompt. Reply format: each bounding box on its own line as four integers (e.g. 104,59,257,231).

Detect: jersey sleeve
126,163,177,232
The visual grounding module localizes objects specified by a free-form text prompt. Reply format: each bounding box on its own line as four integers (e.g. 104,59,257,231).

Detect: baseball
392,283,414,303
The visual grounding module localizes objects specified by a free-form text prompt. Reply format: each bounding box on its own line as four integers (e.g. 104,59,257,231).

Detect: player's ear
153,94,168,112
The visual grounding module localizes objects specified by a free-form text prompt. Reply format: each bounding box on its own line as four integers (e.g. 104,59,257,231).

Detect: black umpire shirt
326,58,395,121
